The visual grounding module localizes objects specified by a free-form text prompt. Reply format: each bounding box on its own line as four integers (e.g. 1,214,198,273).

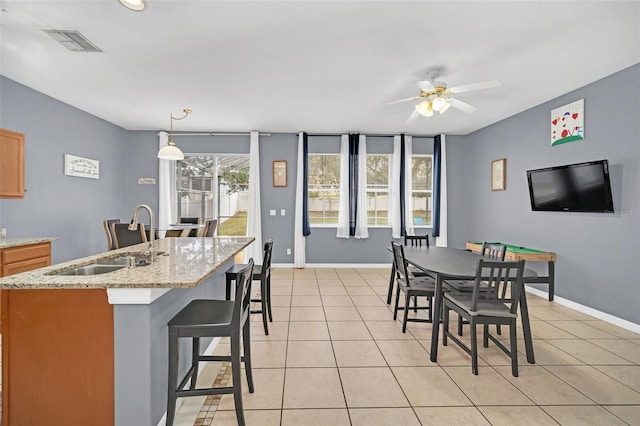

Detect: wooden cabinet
0,128,25,199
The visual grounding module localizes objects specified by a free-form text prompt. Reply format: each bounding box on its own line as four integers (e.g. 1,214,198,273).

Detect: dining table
399,245,537,364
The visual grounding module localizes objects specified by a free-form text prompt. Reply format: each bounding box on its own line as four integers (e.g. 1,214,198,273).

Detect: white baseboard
157,337,221,426
525,285,640,334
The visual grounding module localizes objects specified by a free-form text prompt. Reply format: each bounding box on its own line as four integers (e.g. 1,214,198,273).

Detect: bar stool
225,239,273,335
166,259,255,426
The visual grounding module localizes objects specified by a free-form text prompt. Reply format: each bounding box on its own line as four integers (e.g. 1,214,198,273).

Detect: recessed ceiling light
119,0,145,11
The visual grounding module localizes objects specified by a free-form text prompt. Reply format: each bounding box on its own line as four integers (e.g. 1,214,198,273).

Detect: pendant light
158,109,191,160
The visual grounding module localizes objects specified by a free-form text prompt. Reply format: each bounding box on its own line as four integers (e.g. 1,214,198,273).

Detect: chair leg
510,321,519,377
428,296,433,322
190,337,200,390
483,324,489,348
393,284,401,320
166,327,179,426
457,315,464,336
442,303,449,346
413,295,418,312
243,320,255,393
225,275,234,301
470,319,478,375
261,278,269,335
386,264,395,304
496,324,502,335
231,330,246,426
267,276,273,322
402,292,411,333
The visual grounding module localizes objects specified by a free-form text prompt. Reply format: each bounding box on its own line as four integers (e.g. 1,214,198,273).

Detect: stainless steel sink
52,264,127,276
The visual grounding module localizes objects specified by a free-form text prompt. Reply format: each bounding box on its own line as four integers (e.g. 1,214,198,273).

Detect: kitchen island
0,236,253,426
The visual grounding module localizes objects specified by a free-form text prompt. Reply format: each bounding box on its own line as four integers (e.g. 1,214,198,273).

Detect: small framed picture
491,158,506,191
273,160,287,187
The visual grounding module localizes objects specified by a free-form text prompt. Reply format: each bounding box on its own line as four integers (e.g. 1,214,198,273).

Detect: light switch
280,209,286,216
270,209,276,216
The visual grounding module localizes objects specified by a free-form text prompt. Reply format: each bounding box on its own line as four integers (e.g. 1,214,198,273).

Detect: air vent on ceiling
43,29,102,52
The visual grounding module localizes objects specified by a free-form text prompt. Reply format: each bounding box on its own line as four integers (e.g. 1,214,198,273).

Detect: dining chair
202,219,218,237
102,219,121,251
404,234,429,247
442,258,525,376
164,229,188,238
166,259,255,426
386,234,433,305
225,239,274,335
111,223,147,249
391,242,436,333
180,217,201,237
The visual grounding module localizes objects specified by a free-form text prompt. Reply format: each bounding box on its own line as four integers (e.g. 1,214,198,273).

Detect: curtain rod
172,132,271,137
306,133,435,138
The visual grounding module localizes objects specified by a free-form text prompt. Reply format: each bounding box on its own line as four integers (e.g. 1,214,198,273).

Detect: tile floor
173,267,640,425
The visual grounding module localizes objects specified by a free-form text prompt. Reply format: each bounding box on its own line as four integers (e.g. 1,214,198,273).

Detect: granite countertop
0,237,56,249
0,237,254,290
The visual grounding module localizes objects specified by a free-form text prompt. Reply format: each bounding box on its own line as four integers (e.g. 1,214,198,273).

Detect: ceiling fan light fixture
119,0,145,11
439,101,451,114
432,96,447,112
415,100,433,117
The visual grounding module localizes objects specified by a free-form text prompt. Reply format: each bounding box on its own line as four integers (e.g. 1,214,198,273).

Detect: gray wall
0,76,132,263
456,64,639,323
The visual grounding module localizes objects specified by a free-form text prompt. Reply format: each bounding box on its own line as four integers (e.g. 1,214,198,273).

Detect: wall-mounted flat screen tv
527,159,614,213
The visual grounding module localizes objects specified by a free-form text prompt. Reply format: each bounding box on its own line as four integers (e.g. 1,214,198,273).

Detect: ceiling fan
392,69,502,121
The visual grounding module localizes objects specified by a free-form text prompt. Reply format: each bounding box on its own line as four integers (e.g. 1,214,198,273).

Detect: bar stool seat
166,260,255,426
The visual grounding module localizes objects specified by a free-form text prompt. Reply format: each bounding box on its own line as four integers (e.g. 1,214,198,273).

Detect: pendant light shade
157,108,191,160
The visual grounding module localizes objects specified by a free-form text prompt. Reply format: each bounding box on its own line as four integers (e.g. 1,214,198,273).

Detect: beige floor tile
392,366,472,406
478,406,557,426
376,339,430,366
444,366,533,405
349,407,421,426
593,365,640,393
292,286,320,296
528,306,576,321
546,339,633,365
319,286,349,296
327,321,372,340
270,295,292,307
407,322,435,340
288,321,330,340
413,407,491,426
315,269,339,278
332,340,386,367
496,365,593,405
291,295,323,307
250,322,289,341
529,320,578,339
212,409,281,426
545,365,640,404
365,320,415,340
286,340,336,368
341,278,368,287
218,368,285,410
249,341,287,368
269,306,290,321
324,306,362,321
345,286,376,296
604,405,640,425
339,367,409,407
588,338,640,363
545,305,598,321
350,295,387,307
371,285,392,296
270,286,292,296
584,320,640,339
281,408,350,426
321,295,355,307
362,277,389,286
293,279,319,286
548,320,619,339
283,368,346,408
290,306,325,322
522,339,583,365
543,405,628,425
293,270,317,279
357,306,395,321
317,279,343,287
429,339,489,367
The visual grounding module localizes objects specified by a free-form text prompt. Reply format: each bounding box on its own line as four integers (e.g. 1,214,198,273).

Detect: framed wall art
273,160,287,187
491,158,506,191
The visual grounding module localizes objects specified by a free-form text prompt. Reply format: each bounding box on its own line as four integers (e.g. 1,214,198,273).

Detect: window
177,155,250,236
308,154,340,225
366,155,390,226
411,155,433,226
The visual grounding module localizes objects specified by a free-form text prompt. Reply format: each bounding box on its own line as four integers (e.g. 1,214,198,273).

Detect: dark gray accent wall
456,64,639,323
0,76,131,263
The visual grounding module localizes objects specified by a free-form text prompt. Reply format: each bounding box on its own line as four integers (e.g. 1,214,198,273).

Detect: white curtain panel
336,134,350,239
158,131,176,236
389,135,402,238
404,135,415,236
354,134,369,239
435,134,448,247
293,132,306,268
245,131,263,264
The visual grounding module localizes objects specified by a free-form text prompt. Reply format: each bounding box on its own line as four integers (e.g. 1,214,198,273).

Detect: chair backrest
180,217,200,237
481,242,507,260
103,219,121,251
203,219,218,237
391,242,410,283
164,229,187,238
471,259,525,314
112,223,147,249
262,239,274,279
232,258,254,329
404,234,429,247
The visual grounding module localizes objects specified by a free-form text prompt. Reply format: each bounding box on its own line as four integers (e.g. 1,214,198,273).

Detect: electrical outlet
287,248,291,255
280,209,286,216
270,209,276,216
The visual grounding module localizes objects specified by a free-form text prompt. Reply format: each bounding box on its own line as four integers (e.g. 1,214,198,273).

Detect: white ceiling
1,1,638,135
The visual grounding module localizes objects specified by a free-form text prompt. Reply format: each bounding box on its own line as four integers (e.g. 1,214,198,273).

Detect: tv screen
527,160,614,213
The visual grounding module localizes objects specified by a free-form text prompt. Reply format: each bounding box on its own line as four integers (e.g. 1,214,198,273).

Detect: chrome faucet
129,204,156,262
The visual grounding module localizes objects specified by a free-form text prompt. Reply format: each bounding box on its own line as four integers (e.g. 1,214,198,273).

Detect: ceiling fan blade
449,98,477,113
417,80,435,92
388,96,419,105
449,80,502,94
405,109,420,124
